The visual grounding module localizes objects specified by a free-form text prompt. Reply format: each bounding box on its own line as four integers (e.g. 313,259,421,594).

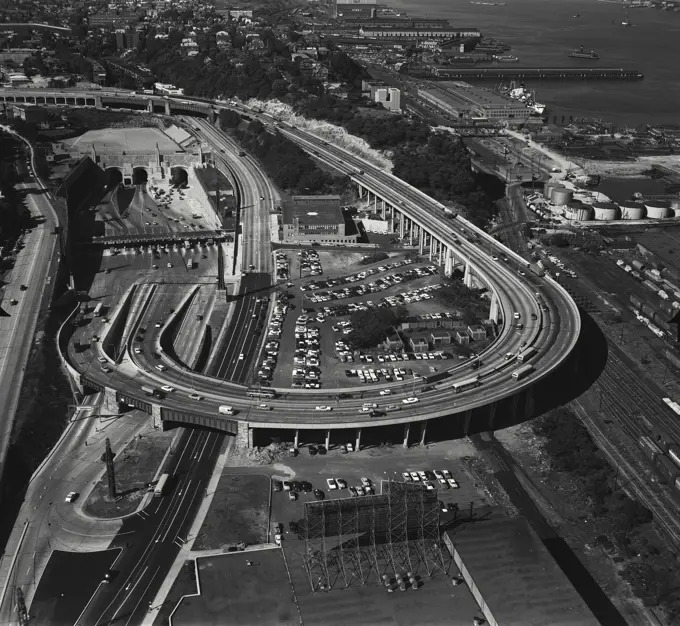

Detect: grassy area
192,473,270,550
83,423,176,518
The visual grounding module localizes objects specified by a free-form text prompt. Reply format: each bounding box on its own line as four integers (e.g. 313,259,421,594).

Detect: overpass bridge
31,89,581,448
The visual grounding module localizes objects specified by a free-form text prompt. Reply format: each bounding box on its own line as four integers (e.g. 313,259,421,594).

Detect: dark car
300,481,313,493
316,445,327,455
289,521,300,534
273,480,283,492
308,445,317,456
291,481,302,493
314,489,325,500
19,284,27,291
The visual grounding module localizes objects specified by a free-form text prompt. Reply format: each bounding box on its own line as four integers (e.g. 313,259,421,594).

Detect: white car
492,256,499,261
409,471,420,481
161,385,175,392
379,389,392,396
361,477,372,487
189,393,203,401
423,481,436,491
315,406,332,411
326,478,338,490
97,357,107,364
65,491,79,503
402,397,419,404
442,469,452,479
402,472,412,482
134,347,141,354
447,478,460,489
433,470,444,480
238,353,245,360
417,470,427,480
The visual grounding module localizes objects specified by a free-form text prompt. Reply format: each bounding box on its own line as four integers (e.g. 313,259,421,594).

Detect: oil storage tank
645,200,670,219
543,182,557,199
552,187,573,206
548,185,566,203
563,201,593,221
618,200,646,220
592,201,620,221
669,199,680,216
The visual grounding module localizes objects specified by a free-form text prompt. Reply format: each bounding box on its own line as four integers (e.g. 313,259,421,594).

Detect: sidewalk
142,436,234,625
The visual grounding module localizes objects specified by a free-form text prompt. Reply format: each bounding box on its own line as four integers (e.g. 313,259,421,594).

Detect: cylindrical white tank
552,188,573,206
543,182,556,199
576,204,593,221
645,200,670,220
549,185,566,202
618,201,646,220
592,201,619,221
670,199,680,213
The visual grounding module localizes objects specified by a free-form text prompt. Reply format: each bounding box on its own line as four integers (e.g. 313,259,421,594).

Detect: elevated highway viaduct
22,88,582,447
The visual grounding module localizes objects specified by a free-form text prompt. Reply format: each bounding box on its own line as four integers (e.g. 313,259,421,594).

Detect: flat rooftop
447,514,599,626
282,195,343,225
429,82,529,110
64,127,183,153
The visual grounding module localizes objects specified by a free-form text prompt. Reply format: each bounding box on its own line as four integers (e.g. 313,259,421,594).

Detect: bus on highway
187,259,194,269
512,364,534,381
246,388,276,399
154,473,170,497
93,302,104,317
517,347,537,364
452,377,480,394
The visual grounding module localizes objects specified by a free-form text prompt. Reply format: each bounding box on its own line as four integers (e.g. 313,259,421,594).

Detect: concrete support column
146,99,153,113
463,410,472,435
489,293,501,323
464,262,473,288
487,403,497,431
419,229,425,255
164,101,171,116
445,249,454,276
399,212,405,239
355,428,362,452
236,421,251,448
438,243,445,267
152,404,162,430
103,387,119,414
409,221,414,246
429,238,435,261
403,423,411,448
381,200,386,219
373,194,377,211
325,430,331,451
294,429,299,449
420,420,428,446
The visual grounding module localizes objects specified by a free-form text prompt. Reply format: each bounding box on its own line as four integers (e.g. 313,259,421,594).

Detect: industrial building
282,196,359,244
327,0,377,19
418,82,532,122
444,513,600,626
359,26,480,40
357,211,390,234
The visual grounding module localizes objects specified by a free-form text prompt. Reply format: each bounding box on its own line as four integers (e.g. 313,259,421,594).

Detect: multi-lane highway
59,109,580,433
0,128,60,488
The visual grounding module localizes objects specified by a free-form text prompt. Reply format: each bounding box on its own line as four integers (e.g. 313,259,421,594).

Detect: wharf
430,67,644,80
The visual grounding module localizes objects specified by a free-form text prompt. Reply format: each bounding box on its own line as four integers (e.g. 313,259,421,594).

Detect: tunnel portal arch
105,167,123,188
170,166,188,188
132,167,148,185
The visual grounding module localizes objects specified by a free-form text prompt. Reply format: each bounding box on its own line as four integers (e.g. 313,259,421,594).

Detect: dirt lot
192,472,271,550
83,422,176,518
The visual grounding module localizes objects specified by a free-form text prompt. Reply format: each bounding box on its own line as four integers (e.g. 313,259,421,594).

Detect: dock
429,67,644,81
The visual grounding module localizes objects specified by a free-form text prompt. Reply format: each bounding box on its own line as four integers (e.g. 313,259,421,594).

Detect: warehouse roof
283,195,343,225
446,514,599,626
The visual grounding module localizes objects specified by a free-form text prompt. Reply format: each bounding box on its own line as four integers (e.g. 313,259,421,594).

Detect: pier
429,67,644,81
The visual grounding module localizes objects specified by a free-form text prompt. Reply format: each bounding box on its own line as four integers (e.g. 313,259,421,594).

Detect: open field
192,472,271,550
64,127,181,153
173,550,299,626
83,422,175,518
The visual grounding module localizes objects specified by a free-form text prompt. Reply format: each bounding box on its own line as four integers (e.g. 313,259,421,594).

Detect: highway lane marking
160,479,196,543
108,564,149,624
124,565,161,626
93,432,201,624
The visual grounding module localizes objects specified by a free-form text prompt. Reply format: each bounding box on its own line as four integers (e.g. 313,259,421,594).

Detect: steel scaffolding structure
302,481,447,592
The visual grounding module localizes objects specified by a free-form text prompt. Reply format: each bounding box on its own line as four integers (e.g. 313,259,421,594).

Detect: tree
348,307,407,349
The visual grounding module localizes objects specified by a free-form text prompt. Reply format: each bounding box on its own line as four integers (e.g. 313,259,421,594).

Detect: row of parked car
273,478,325,502
260,296,286,384
303,266,438,303
292,322,322,389
401,469,460,490
297,249,322,277
275,250,289,282
300,259,416,292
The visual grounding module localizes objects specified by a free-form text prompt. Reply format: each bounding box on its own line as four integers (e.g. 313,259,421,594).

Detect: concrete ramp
118,283,157,356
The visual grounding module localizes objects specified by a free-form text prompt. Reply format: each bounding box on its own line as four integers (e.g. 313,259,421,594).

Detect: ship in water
470,1,507,5
622,11,632,26
569,45,600,59
498,83,547,115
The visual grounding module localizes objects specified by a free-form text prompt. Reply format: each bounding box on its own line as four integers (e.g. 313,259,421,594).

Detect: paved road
78,428,224,626
0,131,60,490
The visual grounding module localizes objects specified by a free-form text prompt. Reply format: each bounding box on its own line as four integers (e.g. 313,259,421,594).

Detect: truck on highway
141,385,165,399
187,259,194,269
512,364,534,381
154,473,170,497
94,302,104,317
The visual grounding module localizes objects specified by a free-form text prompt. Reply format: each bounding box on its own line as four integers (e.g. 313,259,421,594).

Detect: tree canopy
347,307,408,350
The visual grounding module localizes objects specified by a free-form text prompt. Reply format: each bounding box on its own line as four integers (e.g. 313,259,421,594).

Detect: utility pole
103,438,117,499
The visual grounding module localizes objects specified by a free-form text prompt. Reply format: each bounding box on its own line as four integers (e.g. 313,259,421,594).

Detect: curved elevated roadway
59,95,580,446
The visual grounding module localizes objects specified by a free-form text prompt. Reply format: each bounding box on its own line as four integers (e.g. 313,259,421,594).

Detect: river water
389,0,680,127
